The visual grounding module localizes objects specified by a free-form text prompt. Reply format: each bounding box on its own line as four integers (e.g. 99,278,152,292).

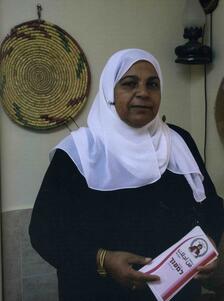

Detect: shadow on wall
2,209,58,301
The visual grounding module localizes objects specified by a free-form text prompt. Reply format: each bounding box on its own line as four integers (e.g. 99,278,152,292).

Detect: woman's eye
121,81,137,88
148,81,159,89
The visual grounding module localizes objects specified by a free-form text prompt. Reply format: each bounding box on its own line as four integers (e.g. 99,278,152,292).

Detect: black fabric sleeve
170,124,224,246
29,150,100,280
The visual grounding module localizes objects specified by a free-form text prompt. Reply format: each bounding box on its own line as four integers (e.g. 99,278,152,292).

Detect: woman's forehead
121,60,158,78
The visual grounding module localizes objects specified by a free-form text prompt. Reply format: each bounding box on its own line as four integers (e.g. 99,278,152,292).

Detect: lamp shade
183,0,205,28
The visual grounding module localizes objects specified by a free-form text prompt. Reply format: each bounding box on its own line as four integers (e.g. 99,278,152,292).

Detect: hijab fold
50,49,206,202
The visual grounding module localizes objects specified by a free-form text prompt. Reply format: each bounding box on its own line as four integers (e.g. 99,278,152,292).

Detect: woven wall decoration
0,19,90,130
215,78,224,144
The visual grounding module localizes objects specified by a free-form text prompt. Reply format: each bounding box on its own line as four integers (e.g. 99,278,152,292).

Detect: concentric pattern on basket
0,20,90,130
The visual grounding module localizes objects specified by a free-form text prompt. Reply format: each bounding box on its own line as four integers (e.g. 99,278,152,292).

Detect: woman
29,49,224,301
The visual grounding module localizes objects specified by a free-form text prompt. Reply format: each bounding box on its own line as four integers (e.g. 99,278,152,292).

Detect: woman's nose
136,83,149,98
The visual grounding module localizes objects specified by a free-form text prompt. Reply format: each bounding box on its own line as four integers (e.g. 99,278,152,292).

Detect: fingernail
145,257,151,261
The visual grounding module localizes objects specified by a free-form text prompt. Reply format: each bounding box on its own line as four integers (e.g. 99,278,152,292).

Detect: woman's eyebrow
119,75,138,82
120,75,159,82
148,76,160,81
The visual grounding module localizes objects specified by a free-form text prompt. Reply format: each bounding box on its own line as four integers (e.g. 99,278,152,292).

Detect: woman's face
114,61,161,128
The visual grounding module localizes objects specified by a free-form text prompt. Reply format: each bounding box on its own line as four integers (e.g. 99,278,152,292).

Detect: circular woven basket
0,20,90,130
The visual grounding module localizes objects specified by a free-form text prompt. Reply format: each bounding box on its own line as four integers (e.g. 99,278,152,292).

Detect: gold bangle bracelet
97,248,107,277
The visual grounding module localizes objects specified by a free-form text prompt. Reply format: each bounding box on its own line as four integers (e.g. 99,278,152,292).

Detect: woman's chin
125,115,155,128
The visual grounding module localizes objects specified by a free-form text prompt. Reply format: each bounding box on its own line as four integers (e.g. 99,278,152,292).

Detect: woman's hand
104,250,160,290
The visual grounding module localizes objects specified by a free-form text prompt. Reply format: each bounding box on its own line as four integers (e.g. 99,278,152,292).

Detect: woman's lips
130,105,152,109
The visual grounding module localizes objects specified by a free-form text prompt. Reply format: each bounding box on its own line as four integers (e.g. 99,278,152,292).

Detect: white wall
1,0,191,212
2,0,223,210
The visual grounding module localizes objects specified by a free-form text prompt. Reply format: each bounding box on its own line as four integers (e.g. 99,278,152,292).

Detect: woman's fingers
128,268,160,283
126,254,160,287
128,270,160,290
104,250,160,290
127,253,152,265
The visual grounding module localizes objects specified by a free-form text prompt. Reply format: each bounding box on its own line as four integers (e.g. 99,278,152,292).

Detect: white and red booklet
139,226,218,301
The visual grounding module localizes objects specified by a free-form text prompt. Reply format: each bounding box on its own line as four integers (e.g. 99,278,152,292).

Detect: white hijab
51,48,206,202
